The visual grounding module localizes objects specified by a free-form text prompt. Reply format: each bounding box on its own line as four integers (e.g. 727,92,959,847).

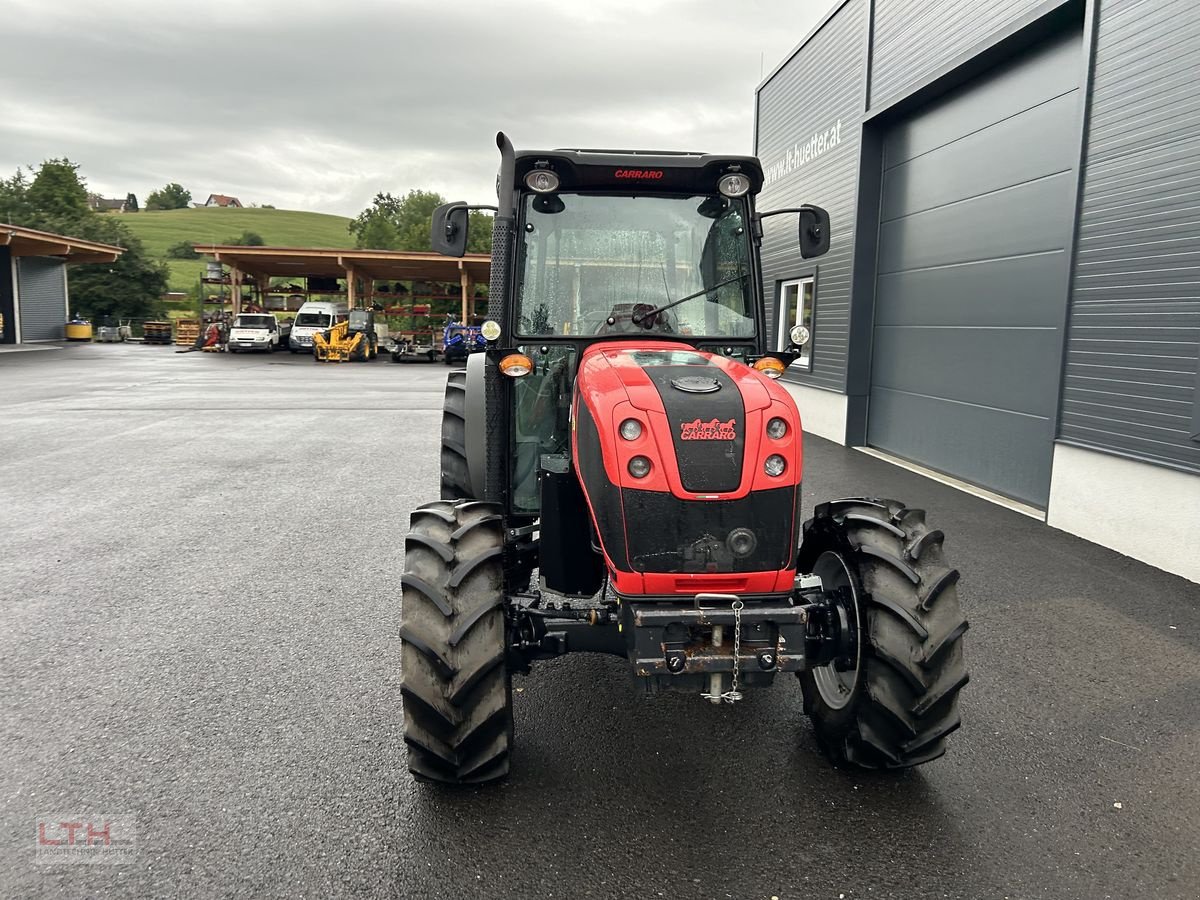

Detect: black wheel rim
811,550,862,711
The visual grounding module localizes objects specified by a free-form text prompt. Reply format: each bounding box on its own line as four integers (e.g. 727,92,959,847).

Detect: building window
777,277,815,371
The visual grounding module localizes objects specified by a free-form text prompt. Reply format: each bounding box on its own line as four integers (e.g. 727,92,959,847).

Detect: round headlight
727,527,758,558
525,170,560,193
789,324,811,347
764,454,787,477
628,456,651,478
766,417,788,439
620,419,643,441
718,173,751,198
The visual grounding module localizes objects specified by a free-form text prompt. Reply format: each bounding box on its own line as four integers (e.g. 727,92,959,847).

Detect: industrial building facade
0,226,123,344
756,0,1200,581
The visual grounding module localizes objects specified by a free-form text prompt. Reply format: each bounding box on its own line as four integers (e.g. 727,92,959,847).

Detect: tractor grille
622,486,798,574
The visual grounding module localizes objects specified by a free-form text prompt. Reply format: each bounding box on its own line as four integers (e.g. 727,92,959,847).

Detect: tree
355,213,400,250
145,182,191,210
349,189,493,253
68,221,168,320
166,240,200,259
224,230,264,247
0,169,34,224
26,158,91,222
125,192,139,212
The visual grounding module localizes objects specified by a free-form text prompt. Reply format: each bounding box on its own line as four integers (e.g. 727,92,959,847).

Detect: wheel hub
810,550,862,710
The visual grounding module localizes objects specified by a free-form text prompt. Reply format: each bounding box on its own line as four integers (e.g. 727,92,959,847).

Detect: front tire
399,500,512,784
798,498,968,769
440,370,473,500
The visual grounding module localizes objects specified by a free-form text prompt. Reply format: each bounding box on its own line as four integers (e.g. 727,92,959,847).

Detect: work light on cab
753,357,786,378
499,353,534,377
525,170,560,193
718,173,751,197
790,324,811,346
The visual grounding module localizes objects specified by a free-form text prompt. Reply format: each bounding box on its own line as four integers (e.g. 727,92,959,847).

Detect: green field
120,207,355,292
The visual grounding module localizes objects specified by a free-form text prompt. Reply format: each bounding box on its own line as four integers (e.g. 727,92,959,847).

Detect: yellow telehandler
313,309,378,363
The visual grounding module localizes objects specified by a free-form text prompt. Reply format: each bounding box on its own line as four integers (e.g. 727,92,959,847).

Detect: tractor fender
464,351,488,499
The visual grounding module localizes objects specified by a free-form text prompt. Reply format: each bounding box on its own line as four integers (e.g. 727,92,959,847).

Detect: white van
289,301,347,352
227,313,286,353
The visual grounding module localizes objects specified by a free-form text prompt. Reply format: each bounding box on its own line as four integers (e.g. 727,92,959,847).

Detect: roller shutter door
17,257,67,342
867,30,1081,507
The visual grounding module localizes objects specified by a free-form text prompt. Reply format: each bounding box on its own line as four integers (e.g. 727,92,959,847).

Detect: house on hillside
203,194,243,208
88,194,130,213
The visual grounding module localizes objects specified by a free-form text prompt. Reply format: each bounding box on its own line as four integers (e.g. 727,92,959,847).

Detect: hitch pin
707,625,725,703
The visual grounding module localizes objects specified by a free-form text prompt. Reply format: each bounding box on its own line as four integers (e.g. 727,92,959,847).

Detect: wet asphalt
0,342,1197,900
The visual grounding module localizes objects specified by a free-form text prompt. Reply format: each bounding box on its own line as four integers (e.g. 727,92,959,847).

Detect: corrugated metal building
756,0,1200,582
0,226,123,344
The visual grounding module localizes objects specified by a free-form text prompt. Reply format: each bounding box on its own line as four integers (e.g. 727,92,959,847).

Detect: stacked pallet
174,319,200,347
142,321,173,345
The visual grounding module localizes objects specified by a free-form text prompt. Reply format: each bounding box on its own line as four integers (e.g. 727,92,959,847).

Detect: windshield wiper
631,273,748,326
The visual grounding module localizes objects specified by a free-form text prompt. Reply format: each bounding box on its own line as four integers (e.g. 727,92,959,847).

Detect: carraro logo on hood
680,418,737,441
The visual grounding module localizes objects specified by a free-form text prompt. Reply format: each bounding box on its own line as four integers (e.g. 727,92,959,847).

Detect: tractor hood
573,341,800,499
571,341,804,593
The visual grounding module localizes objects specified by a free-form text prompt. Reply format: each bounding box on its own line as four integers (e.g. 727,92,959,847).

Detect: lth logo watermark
34,815,137,865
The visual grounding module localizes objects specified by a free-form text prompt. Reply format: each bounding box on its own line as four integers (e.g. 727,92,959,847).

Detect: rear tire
797,498,968,769
400,500,512,784
440,370,473,500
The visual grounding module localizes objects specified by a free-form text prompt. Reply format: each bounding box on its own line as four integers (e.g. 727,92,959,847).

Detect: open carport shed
194,246,491,322
0,225,123,344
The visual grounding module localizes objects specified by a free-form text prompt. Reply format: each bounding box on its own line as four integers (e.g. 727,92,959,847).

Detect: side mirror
431,202,469,257
798,205,830,259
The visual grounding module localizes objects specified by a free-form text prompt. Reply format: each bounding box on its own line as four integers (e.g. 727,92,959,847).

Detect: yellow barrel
65,321,93,341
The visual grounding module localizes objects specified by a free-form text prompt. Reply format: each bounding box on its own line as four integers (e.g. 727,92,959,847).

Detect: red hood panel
579,342,776,414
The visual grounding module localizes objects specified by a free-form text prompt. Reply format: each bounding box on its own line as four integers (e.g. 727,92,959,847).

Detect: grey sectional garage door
867,30,1081,507
17,257,67,342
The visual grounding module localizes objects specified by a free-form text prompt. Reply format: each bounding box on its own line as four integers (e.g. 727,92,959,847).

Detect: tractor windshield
516,193,754,339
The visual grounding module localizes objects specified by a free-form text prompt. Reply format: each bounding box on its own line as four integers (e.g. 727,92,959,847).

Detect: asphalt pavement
1,342,1197,900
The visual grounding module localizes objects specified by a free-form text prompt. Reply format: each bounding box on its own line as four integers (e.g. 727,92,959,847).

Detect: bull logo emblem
680,418,737,441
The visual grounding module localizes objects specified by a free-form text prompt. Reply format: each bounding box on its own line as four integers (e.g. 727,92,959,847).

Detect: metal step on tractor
399,133,969,784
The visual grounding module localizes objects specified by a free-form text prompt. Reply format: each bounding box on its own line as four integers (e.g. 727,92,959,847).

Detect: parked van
227,313,289,353
289,301,347,352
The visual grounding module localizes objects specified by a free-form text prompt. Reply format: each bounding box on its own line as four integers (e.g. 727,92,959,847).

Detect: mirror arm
755,207,811,219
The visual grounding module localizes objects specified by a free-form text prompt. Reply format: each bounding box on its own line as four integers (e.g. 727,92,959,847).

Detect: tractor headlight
766,417,788,439
525,170,560,193
620,419,643,441
718,173,751,198
628,456,651,478
764,454,787,477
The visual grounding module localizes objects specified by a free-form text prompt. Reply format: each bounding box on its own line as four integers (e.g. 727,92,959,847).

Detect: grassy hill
120,207,356,292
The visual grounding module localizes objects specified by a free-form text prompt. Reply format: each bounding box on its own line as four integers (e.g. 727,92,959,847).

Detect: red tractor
401,133,968,784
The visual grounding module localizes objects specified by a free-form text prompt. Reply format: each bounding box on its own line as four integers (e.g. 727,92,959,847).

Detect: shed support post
459,262,470,324
230,267,242,317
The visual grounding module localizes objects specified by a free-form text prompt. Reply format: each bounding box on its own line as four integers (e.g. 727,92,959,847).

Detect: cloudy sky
1,0,835,218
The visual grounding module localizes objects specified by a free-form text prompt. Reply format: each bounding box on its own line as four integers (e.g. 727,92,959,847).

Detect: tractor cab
431,139,827,518
347,308,374,336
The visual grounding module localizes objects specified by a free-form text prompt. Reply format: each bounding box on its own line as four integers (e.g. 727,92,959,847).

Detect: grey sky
0,0,835,217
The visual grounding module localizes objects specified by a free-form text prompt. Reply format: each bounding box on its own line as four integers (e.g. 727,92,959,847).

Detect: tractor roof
513,147,764,196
